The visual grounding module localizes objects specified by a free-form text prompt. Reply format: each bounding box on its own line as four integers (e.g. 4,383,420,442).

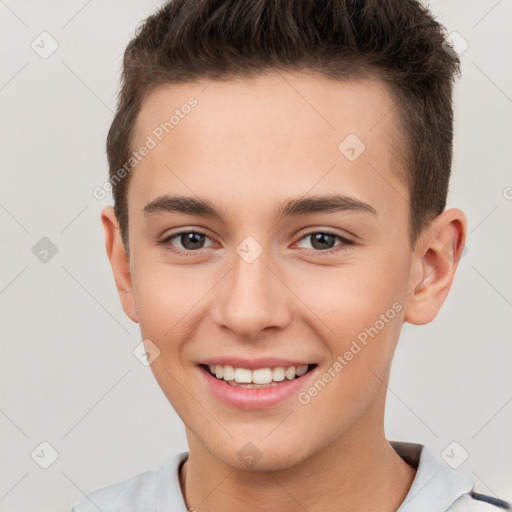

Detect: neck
179,389,416,512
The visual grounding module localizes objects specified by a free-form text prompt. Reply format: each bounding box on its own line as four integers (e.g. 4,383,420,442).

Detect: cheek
295,254,408,335
131,260,212,335
289,252,409,399
292,270,405,430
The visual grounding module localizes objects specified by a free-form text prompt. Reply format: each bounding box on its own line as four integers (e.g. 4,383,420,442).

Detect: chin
206,435,313,472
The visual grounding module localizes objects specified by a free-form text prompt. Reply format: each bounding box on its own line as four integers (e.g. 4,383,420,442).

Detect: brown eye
179,232,207,250
296,231,353,253
162,230,216,255
308,233,338,250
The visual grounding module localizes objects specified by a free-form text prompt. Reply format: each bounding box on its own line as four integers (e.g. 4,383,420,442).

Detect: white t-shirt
69,441,510,511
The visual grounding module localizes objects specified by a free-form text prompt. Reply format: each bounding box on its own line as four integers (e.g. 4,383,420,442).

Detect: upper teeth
208,364,309,384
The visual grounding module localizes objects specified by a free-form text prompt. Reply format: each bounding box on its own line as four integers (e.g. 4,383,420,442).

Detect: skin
102,71,466,512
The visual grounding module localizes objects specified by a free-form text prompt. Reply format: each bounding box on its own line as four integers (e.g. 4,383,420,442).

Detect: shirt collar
156,450,189,512
392,441,475,512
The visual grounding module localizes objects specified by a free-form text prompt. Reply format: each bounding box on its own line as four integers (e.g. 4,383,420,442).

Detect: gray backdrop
1,1,511,510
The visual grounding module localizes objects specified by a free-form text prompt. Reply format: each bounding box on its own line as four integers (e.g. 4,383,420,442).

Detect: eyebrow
143,194,377,220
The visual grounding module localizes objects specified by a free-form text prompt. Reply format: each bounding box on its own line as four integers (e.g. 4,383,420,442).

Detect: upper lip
199,357,314,370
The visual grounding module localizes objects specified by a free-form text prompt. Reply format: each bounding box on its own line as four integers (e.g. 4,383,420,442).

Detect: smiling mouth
200,363,318,388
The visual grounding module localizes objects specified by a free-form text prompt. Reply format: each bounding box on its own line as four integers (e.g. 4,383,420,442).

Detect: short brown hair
106,0,460,251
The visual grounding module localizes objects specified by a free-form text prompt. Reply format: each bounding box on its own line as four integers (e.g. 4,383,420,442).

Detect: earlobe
404,209,466,325
101,206,139,323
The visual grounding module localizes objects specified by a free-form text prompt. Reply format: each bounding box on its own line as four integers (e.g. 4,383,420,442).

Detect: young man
72,0,510,510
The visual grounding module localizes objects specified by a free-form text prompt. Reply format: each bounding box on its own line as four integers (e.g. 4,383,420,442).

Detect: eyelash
160,229,354,257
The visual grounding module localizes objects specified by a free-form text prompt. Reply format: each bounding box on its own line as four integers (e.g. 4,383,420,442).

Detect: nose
211,250,292,340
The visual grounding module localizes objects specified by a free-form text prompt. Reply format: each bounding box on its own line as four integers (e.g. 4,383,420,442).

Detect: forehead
128,71,407,223
134,72,400,147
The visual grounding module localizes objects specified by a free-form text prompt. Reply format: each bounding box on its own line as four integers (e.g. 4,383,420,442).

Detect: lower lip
198,365,317,410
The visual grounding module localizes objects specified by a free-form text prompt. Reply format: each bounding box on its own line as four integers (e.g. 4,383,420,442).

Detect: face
107,72,430,470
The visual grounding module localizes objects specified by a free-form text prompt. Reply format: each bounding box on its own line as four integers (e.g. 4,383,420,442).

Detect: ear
101,206,139,323
404,208,466,325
